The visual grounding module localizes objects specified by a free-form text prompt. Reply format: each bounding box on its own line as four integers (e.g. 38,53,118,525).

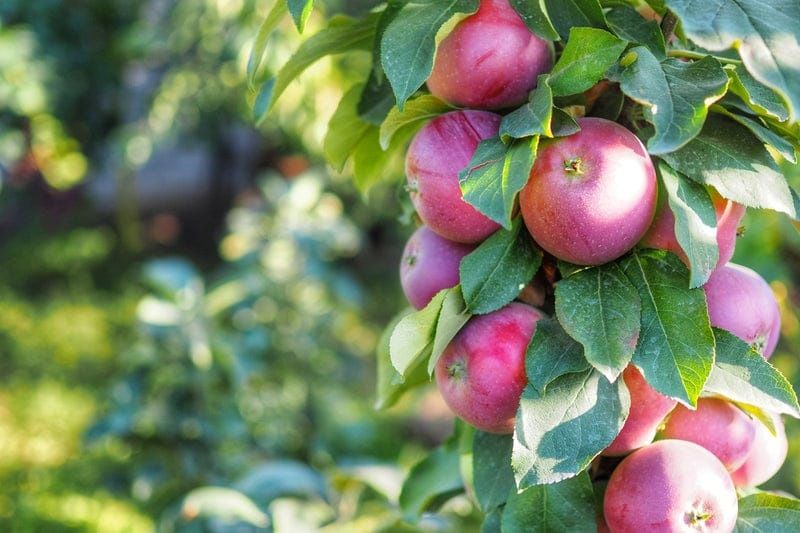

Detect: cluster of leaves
253,0,800,529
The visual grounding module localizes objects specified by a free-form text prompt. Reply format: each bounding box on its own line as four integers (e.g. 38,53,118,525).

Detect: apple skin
731,412,788,488
400,225,475,310
603,366,677,456
704,263,781,359
406,110,501,243
434,302,544,433
519,117,657,265
604,440,738,533
640,190,745,270
427,0,552,110
661,398,756,471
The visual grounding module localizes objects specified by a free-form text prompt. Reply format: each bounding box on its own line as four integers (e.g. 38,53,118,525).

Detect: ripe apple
731,412,788,487
427,0,552,109
661,398,756,471
604,440,738,533
406,110,501,243
519,117,657,265
704,263,781,358
400,225,474,310
434,302,544,433
603,366,676,456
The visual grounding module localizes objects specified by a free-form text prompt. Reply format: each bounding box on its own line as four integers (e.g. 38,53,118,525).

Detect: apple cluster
396,1,786,530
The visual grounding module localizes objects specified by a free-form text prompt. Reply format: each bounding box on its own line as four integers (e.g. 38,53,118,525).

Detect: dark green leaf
726,64,789,122
526,317,591,394
509,0,559,41
543,0,606,41
376,310,429,410
590,84,624,121
381,0,479,109
459,219,543,315
659,114,796,218
512,370,630,487
734,492,800,532
658,162,719,288
482,507,503,533
705,329,800,418
549,28,627,96
379,94,452,150
253,78,276,124
609,48,729,154
620,249,715,407
500,76,553,141
459,136,539,229
287,0,314,33
555,262,641,382
502,472,596,533
712,106,796,163
247,2,288,85
551,108,581,136
605,5,666,58
666,0,800,121
473,431,515,512
399,446,463,518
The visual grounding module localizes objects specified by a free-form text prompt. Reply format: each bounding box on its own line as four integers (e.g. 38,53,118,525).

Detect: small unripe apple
640,190,745,270
603,366,676,456
661,398,756,471
434,302,544,433
519,117,657,265
427,0,553,109
604,440,738,533
731,412,788,488
400,225,474,310
406,110,501,243
704,263,781,358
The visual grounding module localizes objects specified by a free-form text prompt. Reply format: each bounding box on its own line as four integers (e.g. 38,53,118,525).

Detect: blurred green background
0,1,798,531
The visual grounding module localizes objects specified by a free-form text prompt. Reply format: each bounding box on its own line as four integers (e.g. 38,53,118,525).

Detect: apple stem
447,360,466,381
564,158,584,176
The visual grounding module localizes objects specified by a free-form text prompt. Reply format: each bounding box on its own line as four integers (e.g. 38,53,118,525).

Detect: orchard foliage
253,0,800,530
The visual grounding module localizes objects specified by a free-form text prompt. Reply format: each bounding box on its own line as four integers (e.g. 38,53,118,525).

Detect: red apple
661,398,756,471
604,440,738,533
519,117,657,265
406,110,501,243
731,412,788,488
400,225,474,310
434,302,544,433
603,366,677,456
427,0,552,109
704,263,781,358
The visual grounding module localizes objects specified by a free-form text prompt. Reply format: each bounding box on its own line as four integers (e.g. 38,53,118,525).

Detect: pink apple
661,398,756,471
603,366,677,456
434,302,544,433
604,440,738,533
406,110,501,243
519,117,657,265
704,263,782,358
427,0,552,109
400,225,474,310
731,412,788,487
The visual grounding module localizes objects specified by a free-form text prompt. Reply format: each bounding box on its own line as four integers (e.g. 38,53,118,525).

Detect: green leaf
267,15,377,112
253,78,276,124
381,0,479,109
704,329,800,418
352,127,405,193
459,136,539,229
512,370,630,487
555,262,641,382
499,77,579,141
473,431,515,512
247,1,288,85
605,5,666,58
549,27,627,96
501,472,596,533
658,162,719,288
182,487,269,527
482,508,503,533
379,94,452,150
428,286,471,374
712,106,796,164
609,47,729,154
287,0,314,33
734,492,800,532
659,114,796,218
543,0,606,41
665,0,800,121
509,0,559,41
324,85,373,171
376,309,429,410
726,64,789,122
399,445,463,518
389,288,446,379
620,249,715,407
459,219,543,315
526,317,591,394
